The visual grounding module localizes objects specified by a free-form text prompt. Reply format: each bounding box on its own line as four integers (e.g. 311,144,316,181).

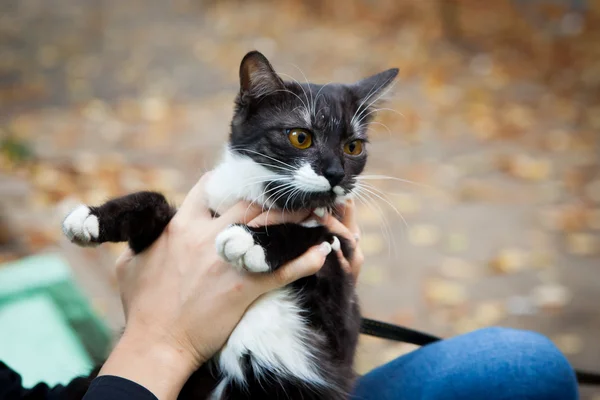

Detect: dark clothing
81,376,156,400
0,363,156,400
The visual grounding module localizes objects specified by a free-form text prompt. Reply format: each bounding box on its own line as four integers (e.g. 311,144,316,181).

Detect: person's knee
429,327,579,400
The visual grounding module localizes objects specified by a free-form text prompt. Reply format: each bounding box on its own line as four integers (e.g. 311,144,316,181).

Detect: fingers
334,249,352,276
338,198,360,241
318,213,355,246
349,247,364,282
248,209,311,228
175,172,213,222
258,242,332,290
115,248,134,279
215,201,263,230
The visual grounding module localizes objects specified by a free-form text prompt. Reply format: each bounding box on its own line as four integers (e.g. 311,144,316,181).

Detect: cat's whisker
212,175,290,216
357,182,410,233
352,188,395,258
259,182,296,208
354,107,405,127
267,186,297,223
246,161,294,174
289,64,314,119
352,79,399,125
262,185,299,230
351,75,398,127
359,185,399,258
356,174,434,191
229,147,297,170
244,184,292,233
261,182,296,207
357,121,393,138
312,81,334,117
255,88,310,117
278,72,311,117
350,80,385,126
283,187,302,214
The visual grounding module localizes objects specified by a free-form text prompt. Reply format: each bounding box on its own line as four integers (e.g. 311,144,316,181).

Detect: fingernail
314,207,326,218
331,236,341,252
318,241,332,255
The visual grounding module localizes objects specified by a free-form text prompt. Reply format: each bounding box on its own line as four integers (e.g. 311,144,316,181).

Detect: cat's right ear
352,68,399,106
239,51,284,101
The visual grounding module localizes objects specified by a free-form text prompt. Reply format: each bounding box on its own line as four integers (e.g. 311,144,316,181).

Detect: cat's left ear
239,51,285,101
352,68,399,106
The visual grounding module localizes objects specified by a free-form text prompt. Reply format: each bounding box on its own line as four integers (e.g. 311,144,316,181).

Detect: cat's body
62,51,398,399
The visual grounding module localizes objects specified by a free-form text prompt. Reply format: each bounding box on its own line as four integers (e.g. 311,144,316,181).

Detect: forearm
96,329,200,400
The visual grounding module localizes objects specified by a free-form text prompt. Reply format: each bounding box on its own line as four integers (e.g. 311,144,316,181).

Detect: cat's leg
216,223,352,273
62,191,176,254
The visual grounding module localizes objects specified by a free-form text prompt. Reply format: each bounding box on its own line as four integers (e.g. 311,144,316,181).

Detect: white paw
62,205,99,246
215,225,270,273
331,236,341,251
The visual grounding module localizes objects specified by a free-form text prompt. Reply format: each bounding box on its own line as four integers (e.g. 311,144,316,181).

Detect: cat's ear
352,68,399,106
239,51,284,100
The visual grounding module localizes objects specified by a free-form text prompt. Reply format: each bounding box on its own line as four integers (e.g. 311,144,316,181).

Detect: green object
0,253,111,387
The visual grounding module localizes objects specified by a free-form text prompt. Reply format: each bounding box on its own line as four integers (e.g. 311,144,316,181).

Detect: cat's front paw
215,225,270,273
62,205,100,246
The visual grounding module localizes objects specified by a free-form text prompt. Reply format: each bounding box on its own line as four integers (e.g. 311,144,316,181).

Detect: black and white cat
62,51,398,400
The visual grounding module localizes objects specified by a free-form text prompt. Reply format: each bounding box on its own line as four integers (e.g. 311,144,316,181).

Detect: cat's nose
323,166,345,187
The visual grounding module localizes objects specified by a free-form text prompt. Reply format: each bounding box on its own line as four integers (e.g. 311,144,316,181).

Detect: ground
1,0,599,398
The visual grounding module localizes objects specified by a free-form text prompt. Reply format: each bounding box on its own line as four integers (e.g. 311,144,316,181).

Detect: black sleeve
82,376,157,400
0,362,156,400
0,361,64,400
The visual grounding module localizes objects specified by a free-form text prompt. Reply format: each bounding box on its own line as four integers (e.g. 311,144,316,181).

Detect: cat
62,50,398,400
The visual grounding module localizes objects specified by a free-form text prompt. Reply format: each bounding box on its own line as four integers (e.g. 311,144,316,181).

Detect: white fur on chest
217,288,324,385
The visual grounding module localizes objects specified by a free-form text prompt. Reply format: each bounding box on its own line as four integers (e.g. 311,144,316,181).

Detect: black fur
87,191,176,253
62,51,397,399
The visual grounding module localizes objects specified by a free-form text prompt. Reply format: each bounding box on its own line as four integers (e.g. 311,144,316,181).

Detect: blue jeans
353,327,579,400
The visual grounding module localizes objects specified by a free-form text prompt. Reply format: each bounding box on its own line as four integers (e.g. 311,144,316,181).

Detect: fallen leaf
379,343,419,365
424,279,468,307
585,180,600,203
445,232,470,253
532,284,572,310
505,295,538,316
452,317,481,334
360,233,385,256
545,130,571,152
409,224,441,247
490,248,529,274
473,301,506,326
360,264,386,286
355,204,382,226
141,96,169,122
391,192,421,215
552,333,584,355
588,209,600,230
565,233,600,256
439,257,479,280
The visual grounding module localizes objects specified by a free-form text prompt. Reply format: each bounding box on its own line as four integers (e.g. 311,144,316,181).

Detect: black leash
360,317,600,386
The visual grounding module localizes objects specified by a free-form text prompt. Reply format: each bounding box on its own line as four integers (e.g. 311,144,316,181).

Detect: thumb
258,242,332,291
114,248,134,280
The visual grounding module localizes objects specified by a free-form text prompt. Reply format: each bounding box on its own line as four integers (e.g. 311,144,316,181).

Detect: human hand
98,173,332,399
314,199,364,282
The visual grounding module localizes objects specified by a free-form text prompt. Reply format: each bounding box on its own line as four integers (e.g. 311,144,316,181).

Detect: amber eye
287,128,312,149
344,140,364,156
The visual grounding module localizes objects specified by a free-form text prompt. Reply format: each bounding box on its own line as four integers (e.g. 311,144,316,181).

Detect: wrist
98,327,202,399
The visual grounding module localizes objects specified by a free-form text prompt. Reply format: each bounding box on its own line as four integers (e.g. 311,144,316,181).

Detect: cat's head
228,51,398,211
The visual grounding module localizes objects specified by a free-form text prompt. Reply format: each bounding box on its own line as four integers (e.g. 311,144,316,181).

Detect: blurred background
0,0,599,397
